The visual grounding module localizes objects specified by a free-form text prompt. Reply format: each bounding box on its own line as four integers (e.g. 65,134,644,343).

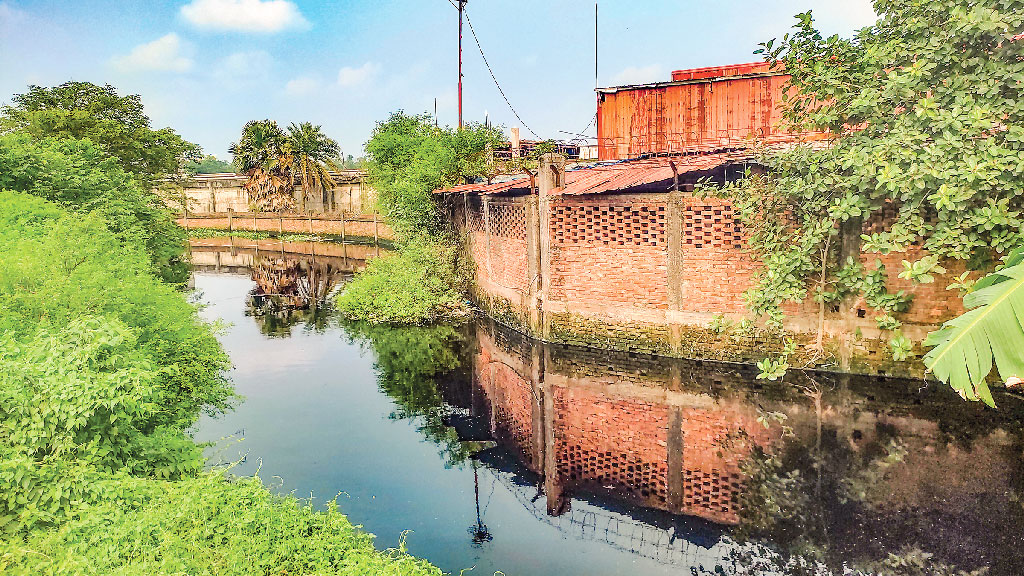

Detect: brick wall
458,188,963,375
549,196,670,309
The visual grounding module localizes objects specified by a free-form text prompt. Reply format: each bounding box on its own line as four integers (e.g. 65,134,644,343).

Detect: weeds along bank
0,168,439,573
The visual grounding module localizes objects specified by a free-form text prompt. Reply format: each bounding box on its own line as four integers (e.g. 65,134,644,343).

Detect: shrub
0,133,189,283
336,239,471,325
0,191,232,430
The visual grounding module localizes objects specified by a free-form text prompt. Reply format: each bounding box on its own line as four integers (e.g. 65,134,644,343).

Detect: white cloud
337,62,379,88
180,0,308,33
112,33,193,73
285,76,321,96
610,64,664,86
215,50,273,82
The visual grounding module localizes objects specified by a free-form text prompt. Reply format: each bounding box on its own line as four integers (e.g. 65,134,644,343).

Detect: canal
192,239,1024,576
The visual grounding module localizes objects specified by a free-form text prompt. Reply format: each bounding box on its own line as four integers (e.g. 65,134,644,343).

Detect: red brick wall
468,199,531,294
549,196,669,309
679,197,759,315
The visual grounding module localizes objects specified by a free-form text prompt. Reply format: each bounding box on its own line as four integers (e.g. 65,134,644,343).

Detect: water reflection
193,254,1024,576
447,320,1024,575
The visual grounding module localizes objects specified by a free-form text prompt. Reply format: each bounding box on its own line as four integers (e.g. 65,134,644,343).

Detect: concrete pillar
483,196,493,278
542,368,565,516
667,190,686,352
525,195,543,335
536,154,564,341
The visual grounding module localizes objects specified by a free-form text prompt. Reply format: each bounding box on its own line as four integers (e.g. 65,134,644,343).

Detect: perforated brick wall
553,386,670,508
549,196,670,309
552,204,666,246
678,197,759,315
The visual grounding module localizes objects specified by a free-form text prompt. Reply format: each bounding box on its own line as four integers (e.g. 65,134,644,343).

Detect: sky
0,0,877,160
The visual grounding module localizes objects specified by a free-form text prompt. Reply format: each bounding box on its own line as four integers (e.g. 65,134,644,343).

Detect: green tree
365,111,503,237
187,154,233,174
286,121,341,212
0,81,201,182
229,119,294,211
0,133,189,283
714,1,1024,372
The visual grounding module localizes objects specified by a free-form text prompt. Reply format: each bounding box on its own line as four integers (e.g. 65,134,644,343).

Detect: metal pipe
458,0,467,129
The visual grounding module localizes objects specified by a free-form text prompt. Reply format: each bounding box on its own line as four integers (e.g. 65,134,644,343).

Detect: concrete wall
173,171,376,215
453,157,964,377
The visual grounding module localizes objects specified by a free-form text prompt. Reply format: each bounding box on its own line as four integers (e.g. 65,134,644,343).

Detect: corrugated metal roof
434,151,754,196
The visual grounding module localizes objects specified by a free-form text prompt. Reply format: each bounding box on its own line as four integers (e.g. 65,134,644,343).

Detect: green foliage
924,246,1024,405
0,191,232,430
187,154,233,174
344,322,472,466
336,240,471,325
0,168,441,573
229,119,343,211
0,471,442,576
287,121,341,210
0,133,189,283
229,119,293,211
720,1,1024,354
365,111,503,237
0,81,200,182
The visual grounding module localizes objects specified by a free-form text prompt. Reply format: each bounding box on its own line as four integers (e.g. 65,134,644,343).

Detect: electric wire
463,9,541,138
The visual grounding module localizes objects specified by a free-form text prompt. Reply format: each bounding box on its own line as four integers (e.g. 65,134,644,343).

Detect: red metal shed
596,62,822,160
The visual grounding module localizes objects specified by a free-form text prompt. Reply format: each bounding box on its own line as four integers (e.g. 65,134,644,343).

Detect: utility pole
458,0,467,129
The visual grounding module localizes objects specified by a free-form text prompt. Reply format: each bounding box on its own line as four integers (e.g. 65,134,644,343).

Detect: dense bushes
337,240,471,325
1,472,441,576
0,190,439,575
337,112,500,324
0,133,189,283
0,191,232,429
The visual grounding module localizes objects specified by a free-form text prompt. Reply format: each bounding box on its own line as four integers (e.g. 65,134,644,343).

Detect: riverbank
0,192,441,575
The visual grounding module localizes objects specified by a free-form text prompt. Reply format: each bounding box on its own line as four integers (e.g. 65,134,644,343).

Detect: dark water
192,241,1024,576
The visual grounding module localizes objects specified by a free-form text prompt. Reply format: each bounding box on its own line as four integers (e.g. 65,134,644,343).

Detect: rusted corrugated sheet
435,152,752,196
671,62,772,81
596,63,825,161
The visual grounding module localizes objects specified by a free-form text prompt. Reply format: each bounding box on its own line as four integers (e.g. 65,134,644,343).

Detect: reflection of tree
733,381,1020,576
246,255,340,337
342,321,475,467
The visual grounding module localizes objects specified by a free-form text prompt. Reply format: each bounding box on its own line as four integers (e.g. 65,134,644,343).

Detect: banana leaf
923,248,1024,407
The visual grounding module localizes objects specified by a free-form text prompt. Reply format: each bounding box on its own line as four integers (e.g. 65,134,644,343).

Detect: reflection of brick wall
678,408,772,524
475,343,537,471
553,387,670,508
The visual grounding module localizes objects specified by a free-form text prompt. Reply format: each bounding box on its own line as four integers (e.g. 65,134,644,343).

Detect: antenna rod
458,0,467,129
595,2,598,90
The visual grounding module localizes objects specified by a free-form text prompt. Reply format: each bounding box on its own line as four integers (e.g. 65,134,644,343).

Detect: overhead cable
463,9,541,138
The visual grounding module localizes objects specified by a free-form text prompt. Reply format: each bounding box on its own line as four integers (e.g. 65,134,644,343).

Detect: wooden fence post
340,213,346,244
373,212,379,247
227,209,234,233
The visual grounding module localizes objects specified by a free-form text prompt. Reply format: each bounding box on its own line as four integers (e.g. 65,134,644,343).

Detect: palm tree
286,122,341,212
229,120,294,211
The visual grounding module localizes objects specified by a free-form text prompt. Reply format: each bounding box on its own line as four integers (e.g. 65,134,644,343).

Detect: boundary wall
451,156,963,377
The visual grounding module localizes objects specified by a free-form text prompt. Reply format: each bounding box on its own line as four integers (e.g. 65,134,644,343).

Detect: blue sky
0,0,877,159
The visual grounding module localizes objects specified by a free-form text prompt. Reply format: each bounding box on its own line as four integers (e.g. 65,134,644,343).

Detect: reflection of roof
434,150,755,196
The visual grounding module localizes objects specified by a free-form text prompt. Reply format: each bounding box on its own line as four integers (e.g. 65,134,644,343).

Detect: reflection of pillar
540,342,565,515
667,405,684,513
529,341,545,473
